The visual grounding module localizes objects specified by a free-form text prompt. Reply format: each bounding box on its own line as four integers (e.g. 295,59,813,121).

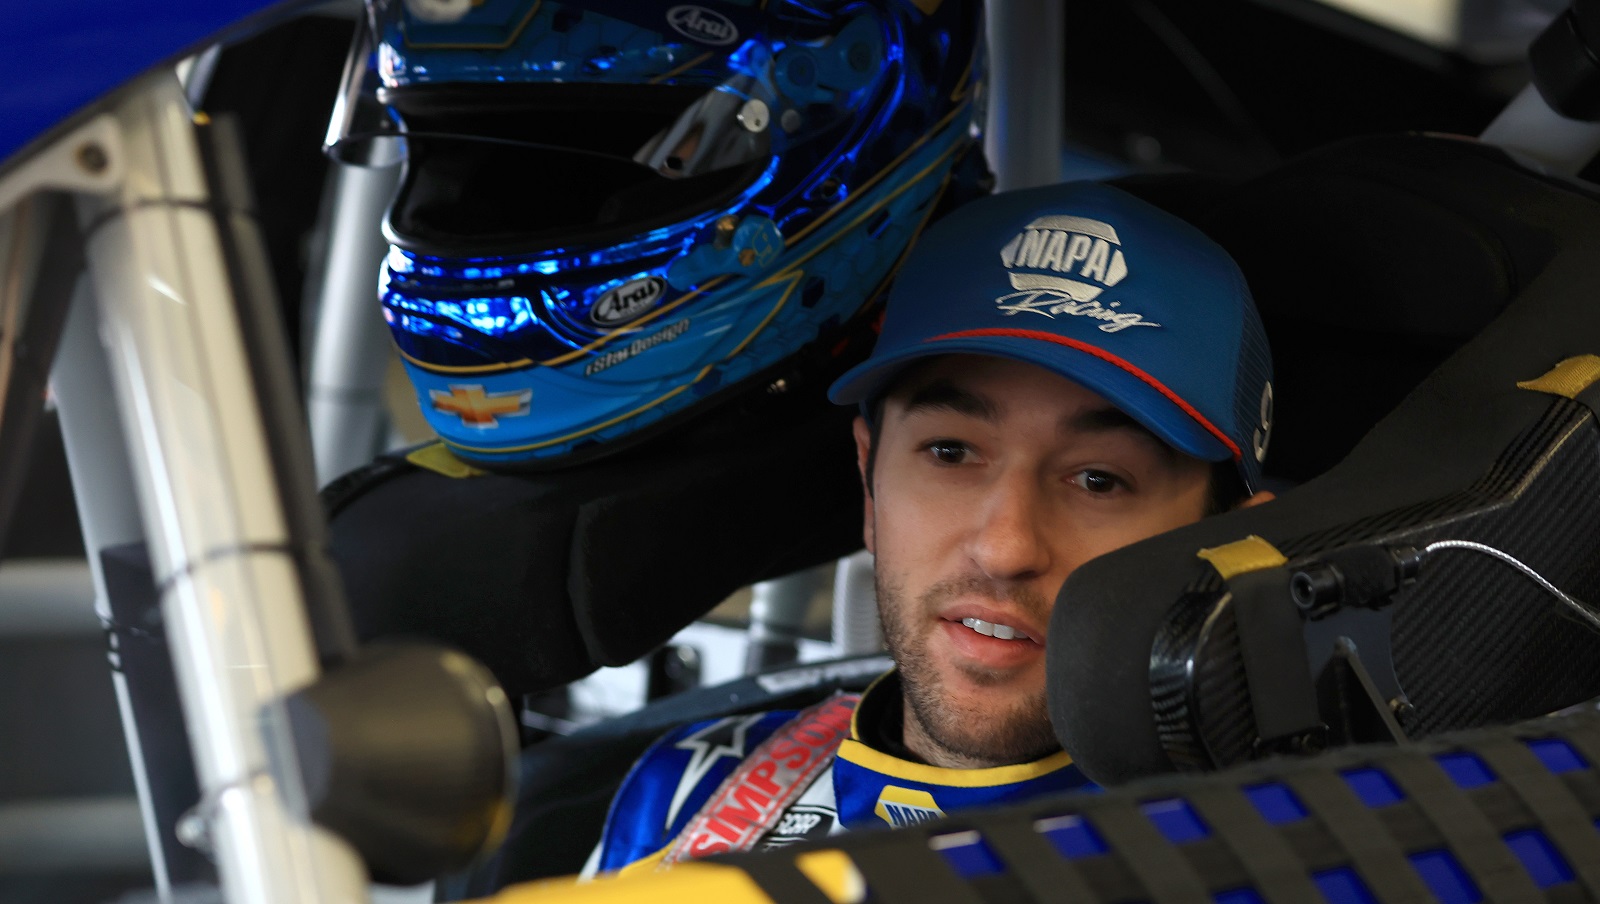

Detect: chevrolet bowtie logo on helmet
429,385,531,429
994,216,1160,333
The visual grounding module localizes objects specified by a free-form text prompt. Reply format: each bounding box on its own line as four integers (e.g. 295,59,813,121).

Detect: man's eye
1071,469,1122,494
926,440,970,465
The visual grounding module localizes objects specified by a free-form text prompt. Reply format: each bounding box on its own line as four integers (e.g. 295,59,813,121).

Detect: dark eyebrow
897,379,998,423
1067,406,1175,458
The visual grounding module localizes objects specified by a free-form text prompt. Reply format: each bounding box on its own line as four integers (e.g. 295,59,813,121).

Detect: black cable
1126,0,1280,159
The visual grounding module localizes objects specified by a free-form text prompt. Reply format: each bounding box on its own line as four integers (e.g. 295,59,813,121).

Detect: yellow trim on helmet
649,51,715,85
395,277,730,375
760,135,964,289
782,98,970,249
438,273,799,455
723,271,804,359
948,48,973,102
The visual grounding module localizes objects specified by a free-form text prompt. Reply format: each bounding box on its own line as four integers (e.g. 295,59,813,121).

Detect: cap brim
828,333,1238,465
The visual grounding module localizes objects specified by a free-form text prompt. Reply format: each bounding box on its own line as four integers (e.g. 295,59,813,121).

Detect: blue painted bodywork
0,0,300,170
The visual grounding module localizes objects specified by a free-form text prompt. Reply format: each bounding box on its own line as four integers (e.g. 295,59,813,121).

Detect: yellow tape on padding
795,850,867,904
465,863,775,904
1196,535,1287,580
406,442,487,479
1516,354,1600,399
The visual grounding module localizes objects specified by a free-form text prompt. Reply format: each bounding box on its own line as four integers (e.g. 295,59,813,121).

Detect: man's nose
966,469,1054,581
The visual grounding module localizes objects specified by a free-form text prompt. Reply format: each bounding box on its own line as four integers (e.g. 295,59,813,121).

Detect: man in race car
585,180,1277,874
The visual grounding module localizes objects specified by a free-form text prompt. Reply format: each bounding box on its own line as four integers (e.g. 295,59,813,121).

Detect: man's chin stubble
900,659,1061,767
878,572,1061,767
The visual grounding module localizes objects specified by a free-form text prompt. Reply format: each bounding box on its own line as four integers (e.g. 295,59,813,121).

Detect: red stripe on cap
927,328,1243,460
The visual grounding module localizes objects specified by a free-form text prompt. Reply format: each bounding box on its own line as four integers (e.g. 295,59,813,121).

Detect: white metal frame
8,70,370,904
305,160,402,486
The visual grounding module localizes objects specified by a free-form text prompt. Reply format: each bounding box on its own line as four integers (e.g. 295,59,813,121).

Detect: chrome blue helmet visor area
381,80,775,258
336,0,987,468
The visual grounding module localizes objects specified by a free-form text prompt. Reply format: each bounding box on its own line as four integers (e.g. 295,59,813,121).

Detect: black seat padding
326,378,865,698
1117,134,1559,483
1054,134,1600,784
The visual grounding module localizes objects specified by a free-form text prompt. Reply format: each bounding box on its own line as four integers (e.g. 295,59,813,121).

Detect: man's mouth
959,617,1034,642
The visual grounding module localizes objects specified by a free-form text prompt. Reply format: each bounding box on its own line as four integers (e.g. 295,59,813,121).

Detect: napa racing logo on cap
874,786,944,828
667,6,739,45
591,276,665,326
994,215,1160,333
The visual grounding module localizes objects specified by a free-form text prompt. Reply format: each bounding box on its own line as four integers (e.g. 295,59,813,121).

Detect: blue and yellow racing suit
588,671,1094,875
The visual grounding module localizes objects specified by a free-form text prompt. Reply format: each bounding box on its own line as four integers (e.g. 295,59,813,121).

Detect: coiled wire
1423,539,1600,636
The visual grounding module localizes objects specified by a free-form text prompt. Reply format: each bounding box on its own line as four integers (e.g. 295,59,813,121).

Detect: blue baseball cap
828,181,1273,492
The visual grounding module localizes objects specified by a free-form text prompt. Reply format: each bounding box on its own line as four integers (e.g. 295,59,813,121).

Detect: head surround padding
327,379,863,698
1051,134,1600,785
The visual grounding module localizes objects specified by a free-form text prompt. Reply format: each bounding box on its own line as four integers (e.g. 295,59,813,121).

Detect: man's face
856,355,1217,768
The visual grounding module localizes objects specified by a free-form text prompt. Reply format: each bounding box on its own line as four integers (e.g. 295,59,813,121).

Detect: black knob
1291,564,1343,613
1530,0,1600,122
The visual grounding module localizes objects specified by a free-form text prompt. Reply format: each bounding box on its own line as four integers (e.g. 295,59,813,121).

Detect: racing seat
1055,132,1600,785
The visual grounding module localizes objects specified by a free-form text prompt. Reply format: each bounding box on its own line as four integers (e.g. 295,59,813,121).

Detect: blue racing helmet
344,0,988,468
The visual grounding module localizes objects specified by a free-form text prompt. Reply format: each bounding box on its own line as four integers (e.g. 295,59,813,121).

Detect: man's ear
852,415,876,555
1234,489,1277,510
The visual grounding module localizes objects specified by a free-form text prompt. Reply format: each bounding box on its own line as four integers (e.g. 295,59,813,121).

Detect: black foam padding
1121,135,1551,485
1053,134,1600,785
327,381,864,698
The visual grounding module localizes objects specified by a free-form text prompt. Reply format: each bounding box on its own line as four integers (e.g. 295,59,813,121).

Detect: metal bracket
0,115,124,216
